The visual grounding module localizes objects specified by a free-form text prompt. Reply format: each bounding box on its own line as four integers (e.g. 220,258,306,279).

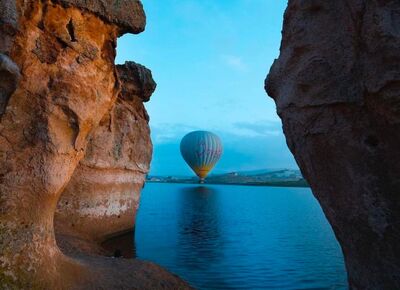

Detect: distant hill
147,169,308,188
232,168,297,176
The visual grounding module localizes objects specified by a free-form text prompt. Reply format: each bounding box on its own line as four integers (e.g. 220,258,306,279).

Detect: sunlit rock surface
56,62,155,242
0,0,189,288
266,1,400,289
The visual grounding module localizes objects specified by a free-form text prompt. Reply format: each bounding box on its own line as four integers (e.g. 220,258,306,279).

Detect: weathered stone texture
56,62,155,242
54,0,146,35
266,1,400,289
0,1,189,289
0,54,20,117
0,0,18,54
118,61,157,102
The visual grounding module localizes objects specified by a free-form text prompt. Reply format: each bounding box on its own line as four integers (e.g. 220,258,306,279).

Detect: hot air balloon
180,131,223,183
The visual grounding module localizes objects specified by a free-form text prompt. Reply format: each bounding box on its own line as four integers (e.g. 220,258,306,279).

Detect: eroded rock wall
0,1,189,289
56,61,156,242
266,1,400,289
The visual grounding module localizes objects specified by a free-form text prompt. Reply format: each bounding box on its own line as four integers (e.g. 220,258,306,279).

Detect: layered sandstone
266,1,400,289
56,61,155,242
0,0,188,288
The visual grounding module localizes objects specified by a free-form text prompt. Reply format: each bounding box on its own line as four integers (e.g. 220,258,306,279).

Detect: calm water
135,183,347,290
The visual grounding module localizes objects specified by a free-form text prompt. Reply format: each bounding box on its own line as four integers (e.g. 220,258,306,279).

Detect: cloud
148,122,297,176
150,120,283,146
233,120,282,137
151,123,200,144
221,54,248,71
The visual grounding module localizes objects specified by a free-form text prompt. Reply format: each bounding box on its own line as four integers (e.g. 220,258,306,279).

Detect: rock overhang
53,0,146,35
1,0,146,39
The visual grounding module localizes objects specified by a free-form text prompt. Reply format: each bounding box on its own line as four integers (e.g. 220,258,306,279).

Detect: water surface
135,183,347,289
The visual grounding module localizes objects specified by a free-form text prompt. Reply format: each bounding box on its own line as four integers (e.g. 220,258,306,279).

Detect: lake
135,183,347,289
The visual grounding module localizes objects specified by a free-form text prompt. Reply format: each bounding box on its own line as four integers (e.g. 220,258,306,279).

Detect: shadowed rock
266,1,400,289
0,0,18,54
55,0,146,34
0,54,20,118
118,61,157,102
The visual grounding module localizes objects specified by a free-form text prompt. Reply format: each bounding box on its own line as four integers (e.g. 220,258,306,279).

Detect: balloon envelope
180,131,223,181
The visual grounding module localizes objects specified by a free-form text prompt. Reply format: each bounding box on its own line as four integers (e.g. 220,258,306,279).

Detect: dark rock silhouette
0,0,189,288
0,54,20,117
266,1,400,289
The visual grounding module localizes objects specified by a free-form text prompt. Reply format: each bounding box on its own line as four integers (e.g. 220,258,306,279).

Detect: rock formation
266,1,400,289
56,61,155,242
0,0,189,288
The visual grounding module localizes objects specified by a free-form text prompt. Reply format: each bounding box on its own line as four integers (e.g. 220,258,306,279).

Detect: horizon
148,167,301,178
116,0,298,176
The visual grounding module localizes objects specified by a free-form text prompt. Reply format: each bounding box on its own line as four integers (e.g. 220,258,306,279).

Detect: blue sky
116,0,297,176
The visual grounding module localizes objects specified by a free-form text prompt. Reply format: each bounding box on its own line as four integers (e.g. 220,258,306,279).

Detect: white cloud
151,123,200,144
150,119,284,147
221,54,248,71
149,122,297,176
233,120,282,137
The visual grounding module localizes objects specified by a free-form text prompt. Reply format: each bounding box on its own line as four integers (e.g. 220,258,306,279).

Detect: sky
116,0,297,176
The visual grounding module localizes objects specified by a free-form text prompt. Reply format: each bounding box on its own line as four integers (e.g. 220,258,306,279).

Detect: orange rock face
56,62,156,242
0,1,190,289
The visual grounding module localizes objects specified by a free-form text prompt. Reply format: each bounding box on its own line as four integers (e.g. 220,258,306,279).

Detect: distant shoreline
146,180,310,188
146,169,309,188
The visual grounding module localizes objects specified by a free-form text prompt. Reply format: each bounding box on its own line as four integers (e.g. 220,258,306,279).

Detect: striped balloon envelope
180,131,223,182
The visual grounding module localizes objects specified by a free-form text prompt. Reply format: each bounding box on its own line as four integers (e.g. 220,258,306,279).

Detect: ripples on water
134,183,347,290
